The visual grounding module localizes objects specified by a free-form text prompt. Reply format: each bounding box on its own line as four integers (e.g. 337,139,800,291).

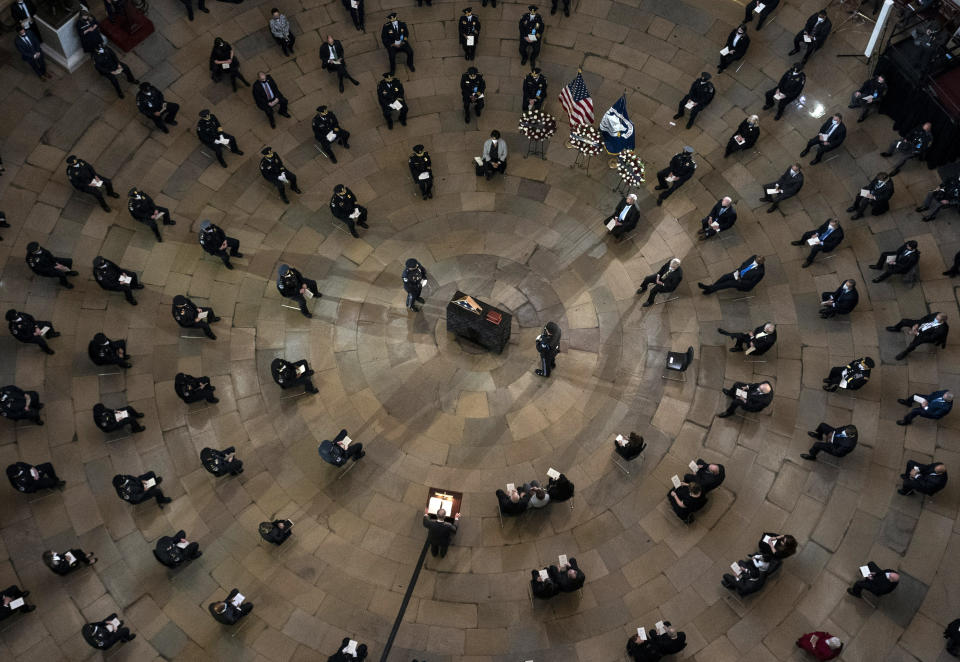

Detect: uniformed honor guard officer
277,264,322,318
312,106,351,163
92,43,138,98
321,35,360,93
409,145,433,199
1,385,44,425
200,447,243,476
459,7,480,60
172,294,220,339
88,333,131,368
199,220,242,269
378,72,408,130
461,67,485,123
66,155,119,212
136,82,179,133
763,63,805,121
93,256,143,305
535,322,561,377
6,309,58,354
196,109,242,168
519,5,545,69
93,403,145,433
270,358,319,393
175,372,219,403
112,472,171,506
381,12,415,74
259,147,301,204
522,68,547,112
654,146,697,205
330,185,368,237
209,37,250,92
128,187,175,241
8,462,64,491
673,72,715,130
26,242,77,289
402,258,427,312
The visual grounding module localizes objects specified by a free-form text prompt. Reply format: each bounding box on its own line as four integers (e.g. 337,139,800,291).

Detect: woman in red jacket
797,632,843,660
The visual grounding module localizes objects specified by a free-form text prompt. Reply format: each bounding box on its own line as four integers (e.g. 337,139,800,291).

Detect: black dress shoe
717,412,732,418
788,48,799,55
880,151,892,157
672,113,683,120
915,206,928,212
807,431,819,439
868,264,881,270
800,453,817,461
897,398,911,405
886,326,899,332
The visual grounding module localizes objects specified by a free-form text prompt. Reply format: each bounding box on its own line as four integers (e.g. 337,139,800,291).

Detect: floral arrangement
569,123,603,156
616,149,646,185
518,110,557,141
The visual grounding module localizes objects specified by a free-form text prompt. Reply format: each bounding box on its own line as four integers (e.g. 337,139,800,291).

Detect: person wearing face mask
822,357,873,392
66,155,119,212
849,74,887,122
653,146,696,206
377,72,408,130
819,279,858,318
916,174,960,222
716,323,776,356
522,68,548,112
605,193,640,241
277,264,322,318
321,34,360,93
269,8,295,55
11,0,41,42
790,218,843,267
847,171,893,219
172,294,220,339
519,6,545,69
88,333,131,368
718,381,773,417
15,26,47,79
789,10,831,65
127,186,175,242
743,0,778,29
759,163,803,213
402,258,427,312
313,106,350,163
381,12,414,75
800,113,846,165
535,322,561,377
718,23,750,73
481,130,508,180
459,7,480,60
409,145,433,200
698,196,737,238
136,82,179,133
673,72,714,130
77,10,102,53
1,386,44,425
881,121,933,175
762,63,805,121
259,147,301,204
724,116,759,158
209,37,249,92
25,242,77,289
868,240,919,282
271,358,319,393
93,256,143,305
92,403,145,434
92,43,138,99
330,185,369,237
461,67,486,123
6,309,59,355
196,109,243,168
198,220,242,269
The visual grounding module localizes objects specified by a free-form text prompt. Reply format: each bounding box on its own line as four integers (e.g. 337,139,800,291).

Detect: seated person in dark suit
496,486,530,514
847,561,899,598
112,471,172,507
849,74,887,122
799,114,845,165
154,530,201,567
328,637,368,661
93,403,145,433
260,519,293,545
668,481,705,523
175,372,219,404
869,240,918,283
887,312,948,361
917,174,960,221
93,256,143,305
209,589,253,625
422,508,459,557
636,258,682,307
717,24,749,73
626,634,662,662
604,194,640,241
791,218,843,267
743,0,779,29
698,255,764,294
718,381,773,417
721,554,773,595
848,172,893,219
88,333,131,368
801,424,857,461
717,322,776,355
82,614,135,649
530,567,560,599
944,618,960,657
201,447,243,476
819,280,858,318
7,308,59,354
759,163,803,213
758,532,797,559
552,557,585,592
683,459,725,493
0,585,35,619
649,622,686,655
546,473,574,502
7,461,64,492
897,389,953,426
1,385,44,425
172,294,220,339
319,429,364,466
698,196,737,237
614,432,646,461
43,548,97,575
823,357,873,392
898,460,947,496
271,358,318,393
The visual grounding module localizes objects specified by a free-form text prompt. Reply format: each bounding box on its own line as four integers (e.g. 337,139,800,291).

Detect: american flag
558,72,594,126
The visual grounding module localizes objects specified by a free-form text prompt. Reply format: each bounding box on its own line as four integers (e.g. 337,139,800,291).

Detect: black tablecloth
446,291,512,353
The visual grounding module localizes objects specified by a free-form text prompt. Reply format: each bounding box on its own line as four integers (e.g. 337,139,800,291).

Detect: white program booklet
418,171,430,180
114,409,129,421
539,569,549,580
885,255,896,264
773,91,785,100
671,475,682,489
547,468,561,480
734,135,745,145
221,62,230,69
143,477,156,488
64,551,77,564
176,540,190,549
762,535,774,546
803,34,813,42
913,395,925,403
860,188,871,198
231,592,245,607
755,3,765,12
736,388,747,399
278,172,289,184
326,131,337,142
296,364,306,375
341,435,353,447
685,100,696,110
615,434,627,446
350,0,357,6
390,100,403,110
859,565,871,577
92,178,104,187
558,554,568,567
720,47,730,56
216,135,230,145
350,208,361,219
466,35,475,46
506,482,516,493
9,597,24,609
605,219,617,231
807,236,820,245
655,621,666,635
766,188,779,195
343,640,358,655
427,496,446,514
118,274,132,284
39,326,50,336
528,34,537,41
474,156,483,166
304,289,314,298
689,460,699,473
198,310,209,320
637,627,647,640
666,175,678,182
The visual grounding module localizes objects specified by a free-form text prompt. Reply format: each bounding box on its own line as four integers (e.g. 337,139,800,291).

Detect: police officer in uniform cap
200,447,243,476
93,403,145,433
136,82,179,133
519,5,545,69
402,258,427,312
259,147,301,204
330,185,368,237
1,385,44,425
93,256,143,305
26,242,77,289
6,309,58,354
522,67,547,111
378,72,408,130
277,264,322,318
175,372,219,403
128,187,175,242
196,109,242,168
312,106,351,163
459,7,480,60
381,12,415,74
321,34,360,93
409,145,433,199
461,67,485,123
654,146,697,205
673,72,715,130
535,322,561,377
92,43,138,98
198,220,242,269
88,333,131,369
172,294,220,339
763,63,805,121
8,462,65,491
270,358,319,393
66,155,119,212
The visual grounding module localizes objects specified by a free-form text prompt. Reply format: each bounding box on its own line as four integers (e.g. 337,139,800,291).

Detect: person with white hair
717,322,776,355
698,196,737,238
604,193,640,241
796,631,843,660
635,258,682,307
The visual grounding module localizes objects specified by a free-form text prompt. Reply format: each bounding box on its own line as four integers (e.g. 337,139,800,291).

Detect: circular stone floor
0,0,959,661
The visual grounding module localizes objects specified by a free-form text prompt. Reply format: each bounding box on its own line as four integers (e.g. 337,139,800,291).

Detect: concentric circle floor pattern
0,0,959,660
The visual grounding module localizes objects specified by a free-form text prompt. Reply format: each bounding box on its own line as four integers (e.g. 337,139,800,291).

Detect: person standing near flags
558,71,595,126
519,6,545,70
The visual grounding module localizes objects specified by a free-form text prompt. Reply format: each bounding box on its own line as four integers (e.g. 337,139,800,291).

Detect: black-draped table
446,291,512,353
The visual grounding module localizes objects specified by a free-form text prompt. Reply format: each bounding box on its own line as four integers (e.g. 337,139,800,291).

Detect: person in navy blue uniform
697,255,764,294
67,155,119,212
916,174,960,221
93,256,143,305
1,386,44,425
673,72,714,130
26,242,77,289
801,423,857,461
823,357,873,392
402,258,427,312
136,82,179,133
896,390,953,425
518,6,545,69
319,429,365,465
93,403,145,433
175,372,218,404
209,37,249,92
201,447,243,476
535,322,561,377
260,519,293,545
762,63,805,121
654,147,696,205
377,72,408,130
128,186,175,241
881,121,933,175
312,105,350,163
259,147,300,204
196,109,242,168
7,461,63,491
112,471,171,507
82,614,135,649
198,220,242,269
381,12,414,74
342,0,364,31
88,333,131,368
459,7,480,60
271,358,318,393
6,309,58,354
209,590,253,625
330,185,368,237
172,295,220,339
790,218,843,267
522,68,547,112
93,44,138,99
461,67,485,123
409,145,433,200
